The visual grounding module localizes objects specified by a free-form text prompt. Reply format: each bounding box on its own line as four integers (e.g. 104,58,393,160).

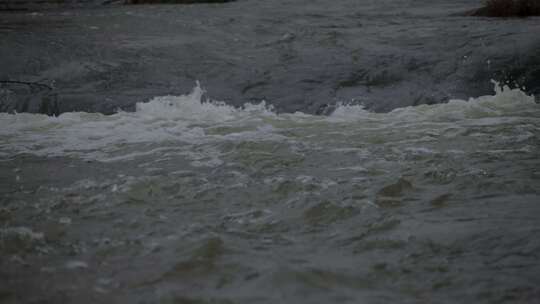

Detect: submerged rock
470,0,540,17
375,178,414,208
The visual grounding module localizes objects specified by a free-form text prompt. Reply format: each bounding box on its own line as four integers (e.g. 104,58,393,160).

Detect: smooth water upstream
1,82,540,303
1,0,540,114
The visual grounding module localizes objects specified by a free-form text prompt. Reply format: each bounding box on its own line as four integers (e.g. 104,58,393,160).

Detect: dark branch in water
0,80,53,91
471,0,540,17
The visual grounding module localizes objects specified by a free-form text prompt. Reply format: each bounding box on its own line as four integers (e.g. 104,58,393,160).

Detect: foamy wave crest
329,81,538,122
0,81,538,161
0,83,275,161
134,82,273,122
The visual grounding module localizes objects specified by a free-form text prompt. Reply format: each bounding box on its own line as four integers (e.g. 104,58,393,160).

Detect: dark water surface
1,1,540,303
1,0,539,114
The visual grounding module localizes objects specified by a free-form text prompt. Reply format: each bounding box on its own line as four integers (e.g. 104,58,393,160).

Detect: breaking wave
0,81,538,162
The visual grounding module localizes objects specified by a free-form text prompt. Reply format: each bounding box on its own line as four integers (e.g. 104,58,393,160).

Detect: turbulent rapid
1,82,540,303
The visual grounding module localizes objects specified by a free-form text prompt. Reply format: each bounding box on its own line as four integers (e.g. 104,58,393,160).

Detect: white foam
330,81,538,122
0,81,537,162
0,227,44,242
65,260,89,270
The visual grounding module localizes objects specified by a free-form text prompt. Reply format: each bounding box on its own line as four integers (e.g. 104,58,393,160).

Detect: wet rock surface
0,0,539,115
0,81,59,115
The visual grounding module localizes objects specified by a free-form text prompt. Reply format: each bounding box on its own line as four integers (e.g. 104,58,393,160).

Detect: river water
1,0,540,303
1,0,540,114
1,82,540,303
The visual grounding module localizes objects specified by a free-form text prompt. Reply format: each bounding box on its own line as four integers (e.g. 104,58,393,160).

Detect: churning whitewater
1,83,540,303
0,81,537,161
